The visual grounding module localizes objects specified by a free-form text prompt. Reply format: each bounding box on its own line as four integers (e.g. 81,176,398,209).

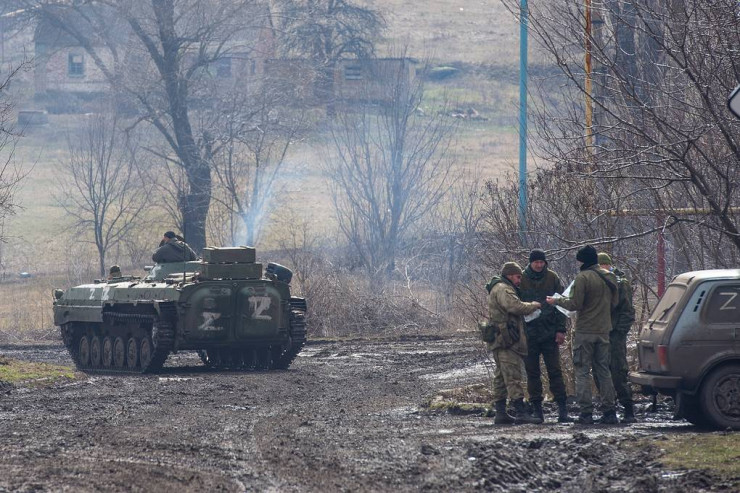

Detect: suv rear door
661,280,740,390
638,284,686,373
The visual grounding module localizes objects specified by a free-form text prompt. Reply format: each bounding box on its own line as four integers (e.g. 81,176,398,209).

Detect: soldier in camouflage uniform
519,249,571,423
596,252,637,423
108,265,122,280
487,262,542,424
152,231,197,263
546,245,620,424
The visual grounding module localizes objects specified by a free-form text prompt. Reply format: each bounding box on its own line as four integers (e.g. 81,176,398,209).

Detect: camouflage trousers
524,336,567,403
491,348,525,403
572,332,616,414
594,331,633,406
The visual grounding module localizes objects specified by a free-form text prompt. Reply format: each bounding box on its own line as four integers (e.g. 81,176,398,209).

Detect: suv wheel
700,364,740,430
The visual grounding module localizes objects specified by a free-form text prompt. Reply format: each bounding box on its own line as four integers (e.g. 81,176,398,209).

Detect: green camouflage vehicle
52,247,307,373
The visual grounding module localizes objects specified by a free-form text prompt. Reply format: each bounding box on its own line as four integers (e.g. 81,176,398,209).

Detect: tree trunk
154,0,211,252
179,163,211,253
98,247,106,279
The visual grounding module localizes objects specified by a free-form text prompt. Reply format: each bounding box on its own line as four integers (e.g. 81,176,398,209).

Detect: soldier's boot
600,409,620,425
512,399,543,424
493,400,517,425
621,403,636,424
531,400,545,423
557,399,573,423
576,413,594,425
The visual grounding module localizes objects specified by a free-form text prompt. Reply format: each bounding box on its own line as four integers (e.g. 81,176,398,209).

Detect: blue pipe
518,0,528,243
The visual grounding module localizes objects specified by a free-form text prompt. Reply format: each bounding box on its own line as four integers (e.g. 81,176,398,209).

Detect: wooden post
657,215,666,296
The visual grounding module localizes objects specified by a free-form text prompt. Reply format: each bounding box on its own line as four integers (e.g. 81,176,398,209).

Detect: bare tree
326,59,457,275
0,61,29,274
25,0,273,251
58,113,151,277
275,0,384,114
494,0,740,268
210,85,307,246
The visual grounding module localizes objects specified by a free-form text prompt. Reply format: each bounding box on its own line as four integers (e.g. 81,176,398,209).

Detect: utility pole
584,0,594,150
0,14,4,66
518,0,529,242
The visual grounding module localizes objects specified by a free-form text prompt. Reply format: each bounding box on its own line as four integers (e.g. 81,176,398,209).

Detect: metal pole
657,215,665,297
518,0,529,241
1,16,4,66
584,0,593,150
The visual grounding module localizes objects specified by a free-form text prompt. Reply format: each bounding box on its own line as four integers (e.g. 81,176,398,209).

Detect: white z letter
249,296,272,320
718,291,738,311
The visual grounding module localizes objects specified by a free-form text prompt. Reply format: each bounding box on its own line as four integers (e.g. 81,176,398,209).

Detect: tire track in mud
0,335,735,492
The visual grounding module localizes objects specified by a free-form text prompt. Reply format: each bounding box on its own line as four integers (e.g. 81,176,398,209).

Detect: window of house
344,66,362,80
216,57,232,78
68,53,85,77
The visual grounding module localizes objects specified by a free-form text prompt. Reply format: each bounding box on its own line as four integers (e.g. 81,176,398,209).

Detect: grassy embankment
0,355,79,387
653,434,740,484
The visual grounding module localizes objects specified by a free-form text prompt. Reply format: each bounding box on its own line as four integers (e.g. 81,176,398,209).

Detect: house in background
33,6,127,113
333,58,418,105
265,57,418,109
32,4,275,114
32,4,414,115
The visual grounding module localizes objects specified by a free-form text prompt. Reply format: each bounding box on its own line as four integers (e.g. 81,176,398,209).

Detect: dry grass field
0,0,549,337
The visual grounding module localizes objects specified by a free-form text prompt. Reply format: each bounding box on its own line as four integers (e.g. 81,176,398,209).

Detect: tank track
197,309,307,371
61,306,176,374
272,309,307,369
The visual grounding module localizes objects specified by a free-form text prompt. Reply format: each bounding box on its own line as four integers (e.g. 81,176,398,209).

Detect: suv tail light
658,345,669,371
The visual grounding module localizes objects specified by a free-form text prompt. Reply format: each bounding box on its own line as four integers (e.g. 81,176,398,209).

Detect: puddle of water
350,353,383,359
396,350,446,355
661,471,687,479
223,404,251,411
420,363,487,381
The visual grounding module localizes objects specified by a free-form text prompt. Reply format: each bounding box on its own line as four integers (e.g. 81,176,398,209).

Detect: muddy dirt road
0,334,731,492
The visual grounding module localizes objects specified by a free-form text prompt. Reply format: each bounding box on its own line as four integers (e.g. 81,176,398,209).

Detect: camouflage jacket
487,277,540,356
553,265,618,335
152,240,198,263
519,266,566,342
611,268,636,334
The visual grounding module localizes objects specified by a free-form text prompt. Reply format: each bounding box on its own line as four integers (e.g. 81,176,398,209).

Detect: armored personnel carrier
53,246,306,373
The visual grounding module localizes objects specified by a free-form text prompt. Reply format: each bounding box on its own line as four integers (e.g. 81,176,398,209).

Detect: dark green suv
630,269,740,429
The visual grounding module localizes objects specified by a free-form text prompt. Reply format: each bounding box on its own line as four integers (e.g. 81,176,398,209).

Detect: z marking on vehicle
199,312,223,330
250,296,272,320
718,291,737,310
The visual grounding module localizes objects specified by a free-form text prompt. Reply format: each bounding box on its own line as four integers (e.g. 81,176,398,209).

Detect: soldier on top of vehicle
108,265,122,280
152,231,198,263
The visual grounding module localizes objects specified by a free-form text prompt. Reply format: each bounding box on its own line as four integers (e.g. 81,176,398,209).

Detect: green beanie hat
501,262,523,277
597,252,613,265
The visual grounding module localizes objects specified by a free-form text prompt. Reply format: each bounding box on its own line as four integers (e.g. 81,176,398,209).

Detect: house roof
34,4,130,48
33,2,273,52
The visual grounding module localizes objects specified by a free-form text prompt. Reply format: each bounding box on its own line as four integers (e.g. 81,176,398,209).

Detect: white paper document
552,281,577,318
524,309,541,323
